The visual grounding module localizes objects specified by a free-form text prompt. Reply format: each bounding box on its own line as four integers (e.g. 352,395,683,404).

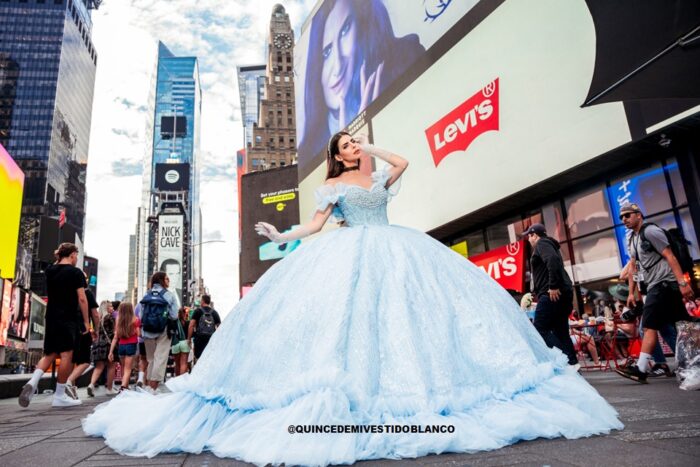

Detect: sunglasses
619,212,637,220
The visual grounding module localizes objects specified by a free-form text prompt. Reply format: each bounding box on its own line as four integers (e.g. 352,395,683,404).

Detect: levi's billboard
369,0,632,233
468,241,526,292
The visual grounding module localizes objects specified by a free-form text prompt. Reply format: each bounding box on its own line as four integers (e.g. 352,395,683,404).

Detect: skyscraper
244,4,297,172
138,42,201,306
237,64,266,149
0,0,99,293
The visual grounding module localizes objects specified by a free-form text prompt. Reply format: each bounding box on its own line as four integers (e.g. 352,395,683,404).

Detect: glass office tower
139,42,201,305
0,0,98,294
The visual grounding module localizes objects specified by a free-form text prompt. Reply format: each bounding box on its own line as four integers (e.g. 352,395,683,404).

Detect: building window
564,185,613,239
284,76,290,82
274,76,280,82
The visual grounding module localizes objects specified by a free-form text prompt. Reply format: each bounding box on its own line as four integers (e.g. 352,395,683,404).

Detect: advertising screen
154,163,190,191
0,143,24,280
0,279,12,346
294,0,485,178
239,165,300,288
28,293,47,349
157,215,184,305
297,0,700,236
8,285,30,341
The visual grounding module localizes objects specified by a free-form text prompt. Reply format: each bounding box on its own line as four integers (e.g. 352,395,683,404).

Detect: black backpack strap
638,223,665,270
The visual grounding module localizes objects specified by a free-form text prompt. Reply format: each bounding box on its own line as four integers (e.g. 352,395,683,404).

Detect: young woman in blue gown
83,132,622,466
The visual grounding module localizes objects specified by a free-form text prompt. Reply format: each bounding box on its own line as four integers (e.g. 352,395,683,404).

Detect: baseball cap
618,202,642,219
520,223,547,238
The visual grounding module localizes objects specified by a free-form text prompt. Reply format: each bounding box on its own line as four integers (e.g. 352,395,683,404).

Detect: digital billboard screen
157,215,184,305
0,143,24,280
239,165,301,287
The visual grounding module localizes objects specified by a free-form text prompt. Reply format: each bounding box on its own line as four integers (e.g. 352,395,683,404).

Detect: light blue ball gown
83,167,622,466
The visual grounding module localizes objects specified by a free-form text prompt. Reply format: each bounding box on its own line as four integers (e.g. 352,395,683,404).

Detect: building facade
244,4,297,172
0,0,98,294
295,1,700,314
236,64,266,149
137,42,202,307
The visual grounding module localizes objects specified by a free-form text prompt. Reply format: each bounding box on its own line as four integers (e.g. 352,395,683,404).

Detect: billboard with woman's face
295,0,482,179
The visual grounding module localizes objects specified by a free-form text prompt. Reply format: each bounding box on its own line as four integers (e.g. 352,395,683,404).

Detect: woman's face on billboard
321,0,357,114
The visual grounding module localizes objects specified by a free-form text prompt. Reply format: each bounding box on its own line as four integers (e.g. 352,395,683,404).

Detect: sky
84,0,316,315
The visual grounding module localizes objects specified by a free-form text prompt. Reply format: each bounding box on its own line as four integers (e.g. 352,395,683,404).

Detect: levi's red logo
425,78,499,167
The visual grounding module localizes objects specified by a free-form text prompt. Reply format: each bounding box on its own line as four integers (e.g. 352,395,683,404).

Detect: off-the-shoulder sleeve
371,165,401,199
313,184,345,223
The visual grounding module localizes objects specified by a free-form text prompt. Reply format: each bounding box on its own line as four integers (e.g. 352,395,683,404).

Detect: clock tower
245,4,297,172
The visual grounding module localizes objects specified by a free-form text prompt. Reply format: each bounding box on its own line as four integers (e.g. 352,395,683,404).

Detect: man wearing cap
523,223,578,366
615,202,694,383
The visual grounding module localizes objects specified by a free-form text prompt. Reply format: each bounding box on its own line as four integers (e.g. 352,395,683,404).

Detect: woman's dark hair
54,242,78,262
299,0,395,164
149,271,167,288
325,131,355,180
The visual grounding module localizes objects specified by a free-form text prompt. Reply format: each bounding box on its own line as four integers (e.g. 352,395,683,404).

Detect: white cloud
85,1,316,313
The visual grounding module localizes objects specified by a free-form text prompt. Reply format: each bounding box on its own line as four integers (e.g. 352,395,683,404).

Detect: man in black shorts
65,274,100,400
616,203,694,383
187,294,221,362
18,243,90,408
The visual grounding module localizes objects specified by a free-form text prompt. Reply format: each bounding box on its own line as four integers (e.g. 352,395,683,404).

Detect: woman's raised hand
254,222,282,243
359,60,384,113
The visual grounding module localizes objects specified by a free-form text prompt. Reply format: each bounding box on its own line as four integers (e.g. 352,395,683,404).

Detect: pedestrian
522,223,579,367
87,300,118,397
109,302,140,392
170,307,190,376
187,294,220,362
140,272,178,392
615,203,694,383
133,302,148,388
65,272,101,400
19,243,89,408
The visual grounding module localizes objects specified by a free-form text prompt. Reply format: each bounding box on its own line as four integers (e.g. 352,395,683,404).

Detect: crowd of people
520,202,698,388
18,243,221,408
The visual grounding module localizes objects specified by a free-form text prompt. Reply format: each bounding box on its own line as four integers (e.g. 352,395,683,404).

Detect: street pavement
0,370,698,467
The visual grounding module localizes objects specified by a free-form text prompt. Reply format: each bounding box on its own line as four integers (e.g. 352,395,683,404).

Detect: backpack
632,223,694,274
196,308,217,337
140,289,170,333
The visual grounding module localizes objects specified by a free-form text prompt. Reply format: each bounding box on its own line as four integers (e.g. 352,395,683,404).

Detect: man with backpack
616,202,695,384
187,294,221,362
140,272,178,392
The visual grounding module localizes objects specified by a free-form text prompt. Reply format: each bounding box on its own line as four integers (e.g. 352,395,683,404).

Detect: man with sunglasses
616,203,694,383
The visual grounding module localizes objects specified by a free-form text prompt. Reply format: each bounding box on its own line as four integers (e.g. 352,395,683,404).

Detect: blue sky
85,1,316,314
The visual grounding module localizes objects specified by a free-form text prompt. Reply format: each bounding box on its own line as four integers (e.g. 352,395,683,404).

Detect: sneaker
86,384,95,398
615,364,649,384
136,380,144,389
117,386,130,394
18,383,36,408
649,363,675,378
104,387,116,396
52,393,82,407
65,382,78,400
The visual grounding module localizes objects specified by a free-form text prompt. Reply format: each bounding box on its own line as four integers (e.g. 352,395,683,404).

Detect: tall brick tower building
245,4,297,172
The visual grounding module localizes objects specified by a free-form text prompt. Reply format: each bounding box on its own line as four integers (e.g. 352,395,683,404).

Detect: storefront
440,147,700,315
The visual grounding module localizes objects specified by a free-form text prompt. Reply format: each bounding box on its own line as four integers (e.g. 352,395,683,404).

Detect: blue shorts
118,343,138,356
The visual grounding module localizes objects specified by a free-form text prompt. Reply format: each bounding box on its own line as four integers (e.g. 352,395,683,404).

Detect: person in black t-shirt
18,243,90,408
187,294,221,362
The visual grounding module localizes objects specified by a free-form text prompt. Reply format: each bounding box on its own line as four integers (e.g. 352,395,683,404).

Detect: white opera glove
356,134,393,163
254,222,311,244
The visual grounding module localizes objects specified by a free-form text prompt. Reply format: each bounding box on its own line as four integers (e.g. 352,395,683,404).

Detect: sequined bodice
337,184,389,227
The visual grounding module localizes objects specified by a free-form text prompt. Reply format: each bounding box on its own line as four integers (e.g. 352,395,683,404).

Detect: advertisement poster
294,0,484,177
239,166,300,288
0,143,24,280
468,241,526,292
0,279,12,346
157,215,184,304
28,294,46,349
8,286,30,341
